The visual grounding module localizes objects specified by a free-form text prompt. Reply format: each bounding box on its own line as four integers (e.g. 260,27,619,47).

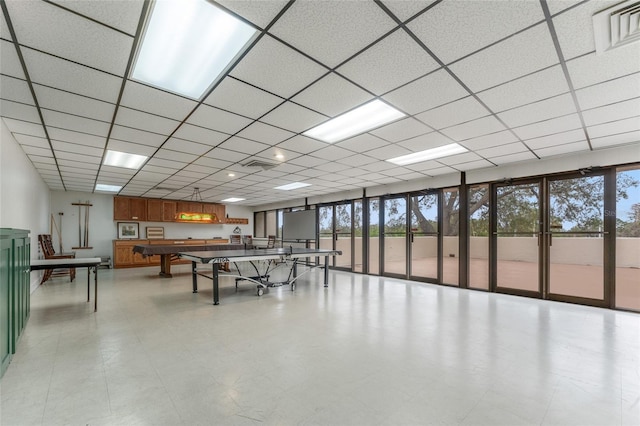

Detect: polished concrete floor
1,264,639,425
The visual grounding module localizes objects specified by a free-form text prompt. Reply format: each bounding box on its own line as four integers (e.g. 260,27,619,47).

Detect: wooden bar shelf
225,218,249,224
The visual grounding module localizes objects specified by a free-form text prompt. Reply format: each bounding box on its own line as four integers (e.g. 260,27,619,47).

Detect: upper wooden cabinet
114,196,227,223
147,199,164,222
114,197,147,221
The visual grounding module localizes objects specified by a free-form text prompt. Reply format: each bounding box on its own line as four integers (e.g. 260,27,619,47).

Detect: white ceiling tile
416,96,491,130
154,149,197,163
230,35,327,98
382,0,437,22
50,127,107,148
1,117,45,137
588,116,640,139
0,75,33,105
497,94,578,128
187,104,254,135
338,29,440,95
591,131,640,149
582,98,640,127
269,1,396,68
0,100,40,123
204,77,283,119
22,49,122,102
49,0,144,35
288,155,327,168
254,147,302,163
450,23,559,92
7,0,132,75
193,157,233,170
476,65,570,112
512,114,582,140
0,8,10,39
55,150,101,163
294,73,374,119
409,0,544,64
13,134,49,149
567,48,640,90
397,132,454,152
524,129,585,150
383,69,469,114
335,154,378,167
172,123,229,147
311,146,354,162
575,73,640,110
365,144,412,161
0,40,25,80
21,145,53,157
455,159,495,171
216,0,287,29
115,107,179,136
441,116,507,141
29,156,56,166
237,121,295,145
294,168,326,178
335,134,390,153
120,81,197,121
491,151,537,165
437,152,484,166
277,135,327,154
110,126,166,148
204,148,249,163
218,136,270,155
163,138,211,156
370,117,432,143
42,110,110,136
260,102,327,133
51,140,103,156
547,0,583,15
552,0,619,60
34,84,115,122
535,140,590,157
477,142,529,159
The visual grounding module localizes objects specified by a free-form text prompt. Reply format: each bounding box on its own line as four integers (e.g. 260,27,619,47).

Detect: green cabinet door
0,237,13,378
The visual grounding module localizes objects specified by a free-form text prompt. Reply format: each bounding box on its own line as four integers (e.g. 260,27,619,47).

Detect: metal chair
267,235,276,248
38,234,76,284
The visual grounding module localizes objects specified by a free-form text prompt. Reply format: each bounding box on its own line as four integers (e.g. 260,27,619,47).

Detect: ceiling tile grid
1,0,638,206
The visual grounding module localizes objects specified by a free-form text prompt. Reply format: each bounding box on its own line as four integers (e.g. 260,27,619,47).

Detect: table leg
324,255,329,287
94,266,98,312
87,266,90,302
159,254,173,278
213,263,219,305
191,261,198,293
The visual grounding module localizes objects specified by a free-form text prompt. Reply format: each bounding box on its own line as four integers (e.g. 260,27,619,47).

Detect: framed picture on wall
117,222,139,239
146,226,164,239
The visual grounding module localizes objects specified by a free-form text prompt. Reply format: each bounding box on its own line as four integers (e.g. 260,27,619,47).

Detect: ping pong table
178,247,341,305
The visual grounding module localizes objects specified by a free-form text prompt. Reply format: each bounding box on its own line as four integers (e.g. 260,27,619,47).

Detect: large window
469,184,489,290
616,166,640,311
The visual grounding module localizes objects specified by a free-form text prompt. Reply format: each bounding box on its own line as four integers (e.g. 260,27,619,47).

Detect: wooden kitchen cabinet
202,203,225,223
114,197,147,221
162,201,177,222
177,201,202,214
146,199,164,222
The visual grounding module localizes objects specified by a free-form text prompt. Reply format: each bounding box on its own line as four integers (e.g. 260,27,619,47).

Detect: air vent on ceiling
593,0,640,54
243,160,278,170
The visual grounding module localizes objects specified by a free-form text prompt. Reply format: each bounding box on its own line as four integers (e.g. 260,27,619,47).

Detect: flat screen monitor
282,210,316,241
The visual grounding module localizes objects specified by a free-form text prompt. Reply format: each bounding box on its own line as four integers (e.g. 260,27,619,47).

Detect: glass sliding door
382,196,407,277
318,206,333,254
616,166,640,311
469,185,490,290
334,203,352,270
442,188,459,286
369,198,380,275
408,192,438,282
494,181,542,296
547,173,606,303
353,200,363,273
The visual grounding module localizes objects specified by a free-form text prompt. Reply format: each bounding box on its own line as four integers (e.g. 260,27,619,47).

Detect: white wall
0,119,51,290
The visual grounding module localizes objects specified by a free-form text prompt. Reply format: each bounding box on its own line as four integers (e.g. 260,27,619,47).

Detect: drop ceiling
1,0,639,206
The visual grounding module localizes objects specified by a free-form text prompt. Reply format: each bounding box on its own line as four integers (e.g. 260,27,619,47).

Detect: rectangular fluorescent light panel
103,150,148,169
304,99,406,143
387,143,468,166
274,182,312,191
222,197,245,202
95,184,122,192
131,0,258,99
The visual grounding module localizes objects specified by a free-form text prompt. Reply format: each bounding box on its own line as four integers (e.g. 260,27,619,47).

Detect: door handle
410,233,414,243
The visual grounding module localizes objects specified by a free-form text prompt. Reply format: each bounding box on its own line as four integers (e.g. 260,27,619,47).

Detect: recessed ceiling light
387,143,468,166
103,150,148,169
274,153,285,160
131,0,258,99
95,184,122,192
222,197,245,202
228,173,236,177
274,182,312,191
303,99,405,143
